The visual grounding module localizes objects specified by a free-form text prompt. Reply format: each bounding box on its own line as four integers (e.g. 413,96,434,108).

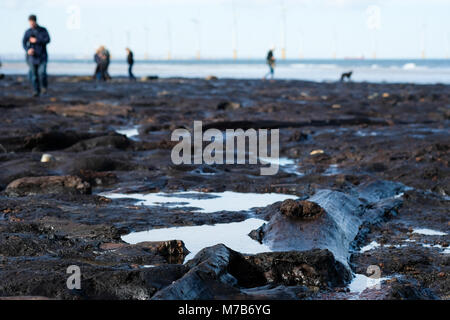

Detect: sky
1,0,449,60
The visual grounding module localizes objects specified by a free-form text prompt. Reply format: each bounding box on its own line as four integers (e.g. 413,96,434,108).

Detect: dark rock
46,103,132,117
245,249,351,288
22,131,101,152
152,244,267,299
240,284,311,300
251,184,405,266
64,155,133,173
280,199,325,220
5,175,91,197
217,101,241,110
77,170,118,186
65,135,131,152
0,159,51,190
97,240,189,265
386,279,438,300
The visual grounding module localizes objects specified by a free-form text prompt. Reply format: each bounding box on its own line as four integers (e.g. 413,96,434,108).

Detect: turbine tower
332,30,337,59
167,20,172,60
366,5,381,60
125,30,131,48
447,32,450,59
280,1,287,60
420,24,427,59
191,19,201,60
144,27,149,60
232,0,238,60
298,28,304,59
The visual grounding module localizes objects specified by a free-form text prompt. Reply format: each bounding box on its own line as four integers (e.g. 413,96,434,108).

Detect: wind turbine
420,24,427,59
366,5,381,60
144,26,149,60
280,0,287,60
447,32,450,59
232,0,238,60
167,20,172,60
125,30,131,48
191,19,201,60
332,29,338,59
298,28,304,59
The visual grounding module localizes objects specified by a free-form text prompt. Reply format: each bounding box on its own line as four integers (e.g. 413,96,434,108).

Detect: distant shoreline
2,59,450,84
2,74,450,87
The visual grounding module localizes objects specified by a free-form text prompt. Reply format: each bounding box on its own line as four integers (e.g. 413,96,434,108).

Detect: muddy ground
0,75,448,300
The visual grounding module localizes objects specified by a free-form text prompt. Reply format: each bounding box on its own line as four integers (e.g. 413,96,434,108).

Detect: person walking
126,48,136,81
22,15,51,96
263,48,276,80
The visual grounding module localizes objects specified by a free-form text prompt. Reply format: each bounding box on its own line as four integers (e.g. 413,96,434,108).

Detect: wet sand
0,75,448,299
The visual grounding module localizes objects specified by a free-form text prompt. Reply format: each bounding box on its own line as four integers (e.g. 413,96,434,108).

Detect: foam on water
116,126,139,139
412,228,447,236
360,241,380,253
348,274,390,294
323,164,341,176
122,218,270,261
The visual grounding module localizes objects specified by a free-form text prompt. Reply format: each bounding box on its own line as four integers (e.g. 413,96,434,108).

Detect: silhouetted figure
264,49,276,80
126,48,136,81
22,15,51,97
94,46,110,81
0,60,4,80
104,48,111,80
340,71,353,82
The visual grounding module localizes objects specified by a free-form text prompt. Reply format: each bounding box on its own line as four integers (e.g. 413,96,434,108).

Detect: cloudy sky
1,0,449,59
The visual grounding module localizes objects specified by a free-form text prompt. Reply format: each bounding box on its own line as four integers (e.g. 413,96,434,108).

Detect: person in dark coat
94,46,109,81
0,60,4,80
22,15,51,96
126,48,136,81
263,48,276,80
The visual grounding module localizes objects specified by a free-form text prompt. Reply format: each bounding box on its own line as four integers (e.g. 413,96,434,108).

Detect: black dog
340,71,353,82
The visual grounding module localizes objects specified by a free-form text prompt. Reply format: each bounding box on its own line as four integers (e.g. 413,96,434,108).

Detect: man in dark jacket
22,15,50,96
126,48,136,81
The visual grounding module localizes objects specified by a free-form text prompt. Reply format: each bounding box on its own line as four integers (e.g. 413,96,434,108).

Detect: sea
2,59,450,84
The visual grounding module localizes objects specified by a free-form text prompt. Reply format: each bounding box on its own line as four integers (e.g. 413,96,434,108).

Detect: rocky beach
0,75,448,300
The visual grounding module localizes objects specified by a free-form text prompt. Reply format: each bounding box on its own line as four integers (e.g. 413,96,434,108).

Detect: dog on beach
340,71,353,82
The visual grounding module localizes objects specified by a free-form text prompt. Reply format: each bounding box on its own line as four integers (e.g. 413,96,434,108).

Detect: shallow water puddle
116,126,139,139
422,243,450,254
412,228,447,236
323,164,342,176
122,218,270,261
103,191,297,213
260,157,304,176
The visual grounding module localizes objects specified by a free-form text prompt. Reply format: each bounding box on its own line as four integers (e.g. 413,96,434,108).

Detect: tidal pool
102,191,297,213
260,156,304,176
122,218,270,261
102,190,297,261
